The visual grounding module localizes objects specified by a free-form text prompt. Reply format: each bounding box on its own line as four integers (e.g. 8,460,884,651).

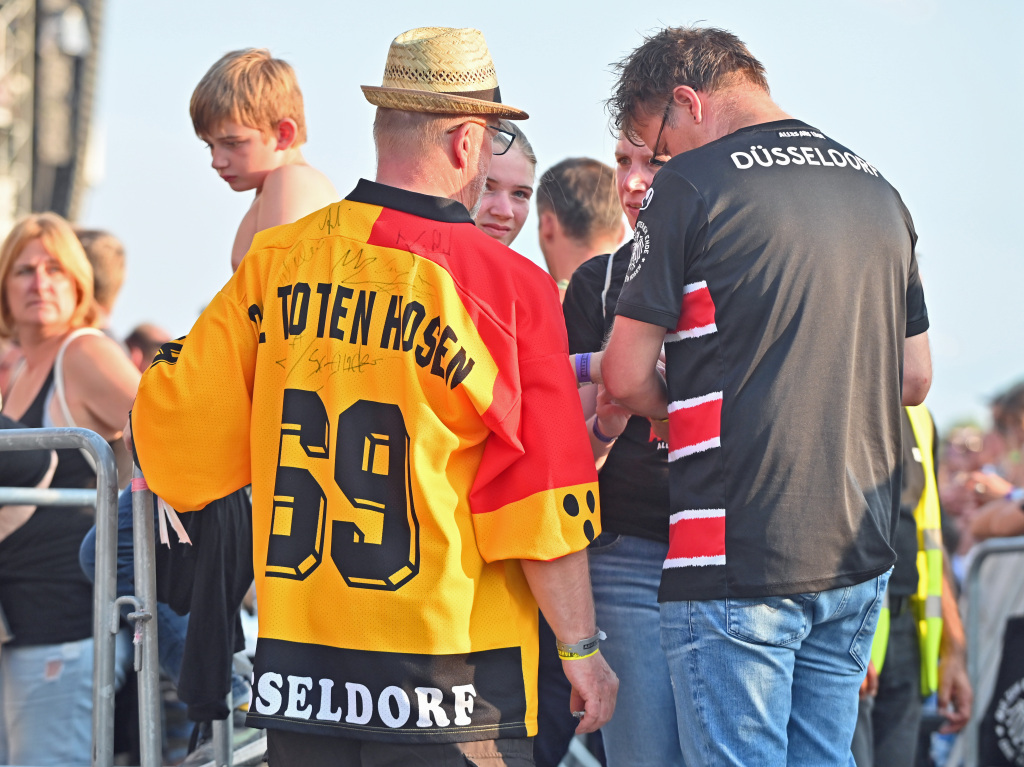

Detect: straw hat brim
361,85,528,120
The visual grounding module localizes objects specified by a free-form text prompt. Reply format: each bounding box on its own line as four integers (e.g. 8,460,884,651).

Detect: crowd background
2,2,1023,766
79,0,1023,434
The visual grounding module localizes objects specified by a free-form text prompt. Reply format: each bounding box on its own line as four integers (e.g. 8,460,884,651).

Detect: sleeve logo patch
639,188,654,211
624,220,650,283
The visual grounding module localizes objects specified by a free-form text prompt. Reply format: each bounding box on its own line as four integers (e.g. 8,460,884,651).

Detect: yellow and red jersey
132,179,600,743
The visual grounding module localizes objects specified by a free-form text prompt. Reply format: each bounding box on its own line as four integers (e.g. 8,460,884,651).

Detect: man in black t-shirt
600,26,932,766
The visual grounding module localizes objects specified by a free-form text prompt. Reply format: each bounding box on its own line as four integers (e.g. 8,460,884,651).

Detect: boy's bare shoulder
256,162,338,233
265,163,337,198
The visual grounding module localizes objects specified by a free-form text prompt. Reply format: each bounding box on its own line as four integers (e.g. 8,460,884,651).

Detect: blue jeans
80,486,189,685
660,569,891,767
589,532,685,767
0,637,93,765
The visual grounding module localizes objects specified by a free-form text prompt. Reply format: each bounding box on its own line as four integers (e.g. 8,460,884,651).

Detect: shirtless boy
190,48,338,270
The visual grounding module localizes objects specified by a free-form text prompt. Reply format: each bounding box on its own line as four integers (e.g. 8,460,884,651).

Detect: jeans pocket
587,531,622,552
848,572,889,671
726,596,807,646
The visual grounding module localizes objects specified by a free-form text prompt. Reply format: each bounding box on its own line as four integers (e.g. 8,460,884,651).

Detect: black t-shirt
0,371,95,645
562,243,670,542
616,119,929,601
0,414,52,487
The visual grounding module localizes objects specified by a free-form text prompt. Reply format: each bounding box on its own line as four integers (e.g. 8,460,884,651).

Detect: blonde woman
0,212,138,765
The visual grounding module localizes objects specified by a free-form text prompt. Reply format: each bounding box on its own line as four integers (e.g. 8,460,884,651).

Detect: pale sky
80,0,1024,431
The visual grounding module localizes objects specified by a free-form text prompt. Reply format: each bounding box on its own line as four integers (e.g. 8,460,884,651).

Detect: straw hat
362,27,528,120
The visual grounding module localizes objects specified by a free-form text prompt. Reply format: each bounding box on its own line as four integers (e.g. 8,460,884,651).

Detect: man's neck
376,158,472,209
544,236,623,285
704,87,792,143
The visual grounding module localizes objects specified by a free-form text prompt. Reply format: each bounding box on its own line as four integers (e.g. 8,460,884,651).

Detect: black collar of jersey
346,179,475,225
710,119,818,148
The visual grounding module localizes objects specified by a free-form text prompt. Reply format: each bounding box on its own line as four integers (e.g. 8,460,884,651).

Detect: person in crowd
853,405,972,767
0,212,139,766
968,383,1024,540
535,158,623,294
475,120,536,246
598,26,931,766
128,26,616,767
561,133,682,767
74,228,125,335
191,47,338,271
125,322,172,372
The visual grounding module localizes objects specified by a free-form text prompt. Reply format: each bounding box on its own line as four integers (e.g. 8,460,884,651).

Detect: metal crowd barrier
962,534,1024,767
0,428,160,767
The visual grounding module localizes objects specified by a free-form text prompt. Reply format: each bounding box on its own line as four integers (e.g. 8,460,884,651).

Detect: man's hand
561,652,618,733
595,386,629,438
967,470,1014,504
859,660,878,700
937,647,972,733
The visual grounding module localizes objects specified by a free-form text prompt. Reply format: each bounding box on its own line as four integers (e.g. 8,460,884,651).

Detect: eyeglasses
648,97,674,167
448,120,517,155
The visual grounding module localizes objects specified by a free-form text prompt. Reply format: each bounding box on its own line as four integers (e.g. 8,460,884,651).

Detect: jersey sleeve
615,168,709,329
905,249,929,337
131,269,261,512
469,273,600,563
894,191,929,338
562,255,610,355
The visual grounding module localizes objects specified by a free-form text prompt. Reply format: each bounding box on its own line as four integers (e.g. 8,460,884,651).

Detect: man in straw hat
129,26,617,766
596,25,932,766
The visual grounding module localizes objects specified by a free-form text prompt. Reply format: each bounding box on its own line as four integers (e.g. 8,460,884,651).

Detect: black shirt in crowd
563,242,670,542
616,119,929,602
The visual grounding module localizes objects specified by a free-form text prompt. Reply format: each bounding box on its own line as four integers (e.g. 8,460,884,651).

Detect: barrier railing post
962,535,1024,767
132,466,163,766
0,427,117,767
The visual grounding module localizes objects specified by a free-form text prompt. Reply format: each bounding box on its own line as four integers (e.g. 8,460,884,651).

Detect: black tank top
0,368,95,646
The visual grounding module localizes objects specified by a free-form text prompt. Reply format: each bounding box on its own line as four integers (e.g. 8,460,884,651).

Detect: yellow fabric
132,196,600,741
906,404,943,696
869,405,943,696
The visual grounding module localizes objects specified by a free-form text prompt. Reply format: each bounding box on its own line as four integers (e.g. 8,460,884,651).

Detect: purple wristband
578,352,592,384
592,417,618,444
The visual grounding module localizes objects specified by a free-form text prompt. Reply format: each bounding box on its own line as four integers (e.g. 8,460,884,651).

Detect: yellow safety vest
869,405,944,696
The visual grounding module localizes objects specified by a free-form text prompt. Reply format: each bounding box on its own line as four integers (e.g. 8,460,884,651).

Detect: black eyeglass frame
447,120,517,156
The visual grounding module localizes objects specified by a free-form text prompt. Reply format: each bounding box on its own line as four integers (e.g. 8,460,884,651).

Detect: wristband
574,352,592,385
1006,487,1024,503
592,417,618,444
556,629,607,661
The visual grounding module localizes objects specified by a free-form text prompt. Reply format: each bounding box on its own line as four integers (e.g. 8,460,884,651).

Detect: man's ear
446,121,475,171
672,85,703,125
275,118,298,150
538,210,560,246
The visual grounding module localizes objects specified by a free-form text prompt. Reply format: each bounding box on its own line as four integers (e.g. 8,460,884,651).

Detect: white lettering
814,148,835,167
787,146,806,165
316,679,343,722
731,151,753,169
770,147,790,165
844,152,862,170
452,684,477,726
801,147,820,165
415,687,450,727
751,145,773,167
345,682,373,724
255,672,283,715
827,149,848,167
378,686,411,728
284,676,314,719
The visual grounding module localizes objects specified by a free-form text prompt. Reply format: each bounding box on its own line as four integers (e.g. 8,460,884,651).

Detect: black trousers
851,608,923,767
